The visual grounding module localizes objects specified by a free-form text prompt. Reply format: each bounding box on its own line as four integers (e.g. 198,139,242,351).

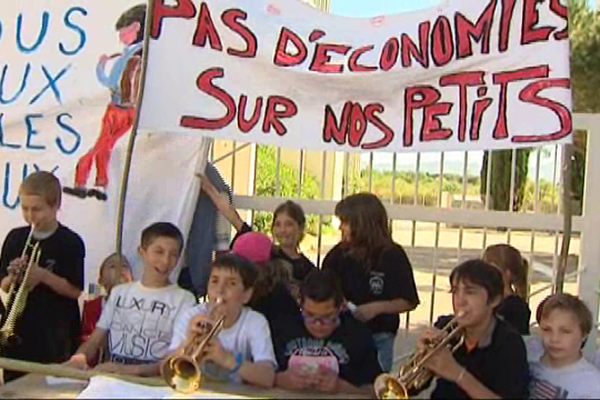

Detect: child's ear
242,287,254,305
489,294,502,309
137,246,143,256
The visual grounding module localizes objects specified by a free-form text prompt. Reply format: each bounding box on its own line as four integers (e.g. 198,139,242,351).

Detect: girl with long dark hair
323,193,420,372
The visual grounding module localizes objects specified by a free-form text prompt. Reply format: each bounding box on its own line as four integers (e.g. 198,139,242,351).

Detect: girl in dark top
199,175,316,289
482,243,531,335
199,175,300,323
322,193,420,372
271,201,317,298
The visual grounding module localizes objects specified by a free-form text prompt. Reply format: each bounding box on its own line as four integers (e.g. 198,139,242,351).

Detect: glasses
301,308,340,326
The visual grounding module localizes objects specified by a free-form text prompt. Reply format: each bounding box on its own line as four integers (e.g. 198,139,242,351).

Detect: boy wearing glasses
272,269,381,394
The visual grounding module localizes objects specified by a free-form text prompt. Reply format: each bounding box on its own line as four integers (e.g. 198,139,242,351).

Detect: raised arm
197,173,245,232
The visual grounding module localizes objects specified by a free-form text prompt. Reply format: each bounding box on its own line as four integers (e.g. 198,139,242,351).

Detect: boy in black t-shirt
377,260,529,399
0,172,85,382
272,269,381,395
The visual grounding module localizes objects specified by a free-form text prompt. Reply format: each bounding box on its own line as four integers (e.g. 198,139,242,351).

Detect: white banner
0,1,207,287
140,0,572,153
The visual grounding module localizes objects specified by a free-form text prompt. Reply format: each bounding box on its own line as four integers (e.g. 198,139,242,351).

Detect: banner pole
115,0,155,256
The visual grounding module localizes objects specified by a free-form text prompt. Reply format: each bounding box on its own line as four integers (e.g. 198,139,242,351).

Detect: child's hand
98,54,110,64
25,262,47,291
312,365,339,392
64,353,88,370
353,302,380,322
6,257,26,284
187,314,213,339
417,327,442,352
201,337,234,369
197,174,230,209
423,346,462,382
416,326,461,381
276,366,314,391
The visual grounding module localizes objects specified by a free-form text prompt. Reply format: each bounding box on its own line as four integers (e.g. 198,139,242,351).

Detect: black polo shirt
322,243,419,335
431,316,529,399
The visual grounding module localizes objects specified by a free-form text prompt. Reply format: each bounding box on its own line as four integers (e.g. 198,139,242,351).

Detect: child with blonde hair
482,243,531,334
529,293,600,398
0,171,84,382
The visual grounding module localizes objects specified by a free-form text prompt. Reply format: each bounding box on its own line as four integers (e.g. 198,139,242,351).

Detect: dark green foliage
252,146,321,233
480,149,531,211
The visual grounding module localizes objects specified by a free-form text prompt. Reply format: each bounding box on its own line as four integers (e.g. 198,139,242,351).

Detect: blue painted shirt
96,42,143,106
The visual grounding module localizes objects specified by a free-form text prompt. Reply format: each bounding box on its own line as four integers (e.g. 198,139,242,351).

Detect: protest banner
140,0,572,153
0,1,207,284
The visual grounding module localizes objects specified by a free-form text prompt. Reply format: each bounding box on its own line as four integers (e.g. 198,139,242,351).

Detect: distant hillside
362,148,559,182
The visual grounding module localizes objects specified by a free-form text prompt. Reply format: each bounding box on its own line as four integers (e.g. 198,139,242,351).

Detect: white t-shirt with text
97,282,196,364
169,303,276,381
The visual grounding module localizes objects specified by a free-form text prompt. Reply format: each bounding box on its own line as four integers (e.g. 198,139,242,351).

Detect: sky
331,0,596,17
331,0,442,17
328,0,575,180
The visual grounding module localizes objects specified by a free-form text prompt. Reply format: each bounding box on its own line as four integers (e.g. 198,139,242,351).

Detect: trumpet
161,299,225,393
374,312,465,399
0,226,41,347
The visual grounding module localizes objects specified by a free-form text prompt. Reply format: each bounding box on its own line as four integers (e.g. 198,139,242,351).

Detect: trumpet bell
161,355,203,394
374,373,409,399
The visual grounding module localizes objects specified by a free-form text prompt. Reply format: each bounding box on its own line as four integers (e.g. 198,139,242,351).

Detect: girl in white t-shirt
528,293,600,399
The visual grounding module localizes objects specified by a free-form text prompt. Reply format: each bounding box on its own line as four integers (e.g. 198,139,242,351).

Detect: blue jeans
373,332,395,372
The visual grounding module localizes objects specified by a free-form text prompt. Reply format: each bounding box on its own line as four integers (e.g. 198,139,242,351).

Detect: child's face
207,267,252,317
118,22,140,45
301,298,340,339
139,237,180,280
451,278,499,328
20,194,58,231
272,212,302,249
339,220,352,243
99,260,132,293
540,309,584,365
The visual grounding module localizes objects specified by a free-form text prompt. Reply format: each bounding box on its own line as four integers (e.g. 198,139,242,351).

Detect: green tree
253,146,321,233
568,0,599,213
570,0,600,113
480,149,531,211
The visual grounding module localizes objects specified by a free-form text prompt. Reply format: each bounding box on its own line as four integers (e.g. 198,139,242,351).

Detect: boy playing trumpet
167,253,276,388
0,172,85,382
377,260,529,399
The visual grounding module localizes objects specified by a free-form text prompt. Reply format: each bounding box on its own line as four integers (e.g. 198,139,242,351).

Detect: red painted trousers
75,104,135,187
